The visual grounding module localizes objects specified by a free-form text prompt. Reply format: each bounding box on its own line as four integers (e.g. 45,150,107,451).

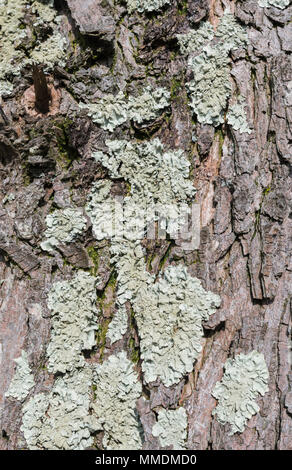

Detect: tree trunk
0,0,291,451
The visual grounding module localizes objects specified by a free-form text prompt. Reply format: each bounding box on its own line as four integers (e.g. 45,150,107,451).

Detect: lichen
89,139,195,265
2,192,15,204
123,0,171,13
85,180,115,240
215,12,248,53
177,22,214,56
86,138,220,386
227,97,252,134
47,271,100,374
127,86,170,124
5,350,35,401
20,270,102,449
93,139,195,208
152,408,188,450
183,13,248,126
41,208,87,252
80,87,170,132
212,351,269,435
187,45,231,126
79,92,128,132
258,0,289,9
0,0,68,95
92,351,143,450
111,239,153,307
133,265,221,386
106,306,128,344
21,367,98,450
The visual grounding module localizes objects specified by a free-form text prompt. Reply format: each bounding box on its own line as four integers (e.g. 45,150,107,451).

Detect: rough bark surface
0,0,291,450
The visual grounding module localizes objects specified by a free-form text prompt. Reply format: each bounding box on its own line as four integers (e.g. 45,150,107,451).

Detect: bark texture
0,0,291,450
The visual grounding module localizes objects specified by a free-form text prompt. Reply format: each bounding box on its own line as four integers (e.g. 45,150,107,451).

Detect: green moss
170,77,182,100
146,251,155,271
128,308,140,364
177,0,188,15
263,185,271,196
96,318,111,361
129,338,140,364
158,241,173,271
107,273,118,289
52,118,77,167
97,272,118,349
92,383,97,400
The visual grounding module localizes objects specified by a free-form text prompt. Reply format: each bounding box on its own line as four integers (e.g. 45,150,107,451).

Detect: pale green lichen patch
133,265,221,386
0,0,27,94
92,351,143,450
111,239,153,307
187,45,231,126
0,0,68,95
89,139,195,266
80,92,128,132
152,408,187,450
21,367,98,450
123,0,171,13
5,350,35,401
106,306,128,344
227,97,252,134
93,139,195,208
215,12,248,53
47,271,100,374
127,86,170,124
258,0,289,8
41,208,87,253
85,180,115,240
86,138,220,387
183,13,248,126
80,87,170,132
177,22,214,56
212,351,269,435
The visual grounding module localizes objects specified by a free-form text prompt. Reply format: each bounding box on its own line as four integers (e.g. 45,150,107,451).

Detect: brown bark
0,0,291,450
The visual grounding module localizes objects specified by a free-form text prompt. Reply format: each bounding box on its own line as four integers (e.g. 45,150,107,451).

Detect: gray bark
0,0,291,450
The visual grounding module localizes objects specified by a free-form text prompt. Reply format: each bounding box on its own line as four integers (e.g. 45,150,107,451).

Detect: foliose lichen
152,408,188,450
5,350,35,401
127,86,170,124
111,239,153,307
258,0,289,8
80,87,170,132
0,0,68,95
79,92,128,132
133,265,221,386
214,12,248,53
187,45,231,126
85,180,115,240
92,351,143,450
86,138,221,386
41,208,87,252
92,139,195,208
212,351,269,435
177,22,214,56
21,367,98,450
106,306,128,344
227,97,252,134
89,139,194,258
123,0,171,13
46,271,100,374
